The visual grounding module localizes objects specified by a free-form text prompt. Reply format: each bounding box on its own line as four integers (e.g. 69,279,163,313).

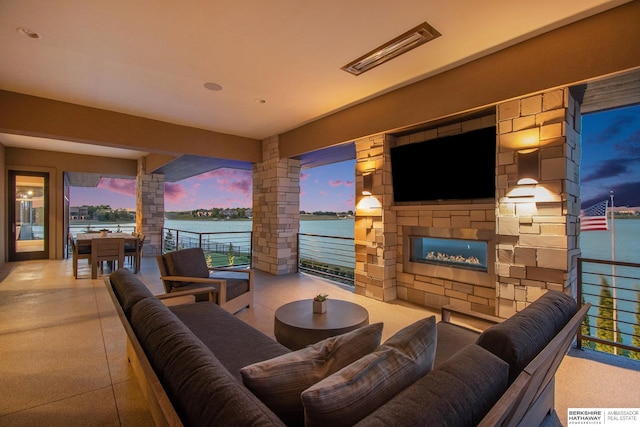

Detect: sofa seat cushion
169,301,290,379
434,321,480,368
211,270,250,300
355,344,510,427
109,268,153,316
301,316,437,427
170,277,248,302
131,297,285,426
240,323,383,426
476,290,577,382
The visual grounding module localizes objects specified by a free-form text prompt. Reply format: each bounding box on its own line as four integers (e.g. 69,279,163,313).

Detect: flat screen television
390,126,496,202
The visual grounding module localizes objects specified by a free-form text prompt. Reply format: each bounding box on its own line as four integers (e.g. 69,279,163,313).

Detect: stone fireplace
353,88,580,319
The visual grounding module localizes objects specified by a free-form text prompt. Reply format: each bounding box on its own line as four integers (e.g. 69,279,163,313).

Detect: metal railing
577,257,640,358
298,233,355,285
161,228,252,268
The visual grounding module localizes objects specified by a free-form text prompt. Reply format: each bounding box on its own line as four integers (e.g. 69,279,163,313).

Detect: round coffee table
274,299,369,350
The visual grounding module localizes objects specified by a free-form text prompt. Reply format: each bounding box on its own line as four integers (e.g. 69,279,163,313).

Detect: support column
495,88,581,317
136,157,164,256
354,134,397,301
252,135,300,275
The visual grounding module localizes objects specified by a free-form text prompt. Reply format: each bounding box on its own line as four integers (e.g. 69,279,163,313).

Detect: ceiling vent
341,22,441,76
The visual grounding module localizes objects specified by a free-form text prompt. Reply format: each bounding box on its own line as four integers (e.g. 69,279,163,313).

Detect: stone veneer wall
136,158,164,256
252,135,300,275
354,134,397,301
392,116,498,316
495,88,581,317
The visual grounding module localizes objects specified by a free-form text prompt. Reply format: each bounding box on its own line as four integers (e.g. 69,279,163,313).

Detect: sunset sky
70,105,640,211
580,104,640,208
70,159,356,212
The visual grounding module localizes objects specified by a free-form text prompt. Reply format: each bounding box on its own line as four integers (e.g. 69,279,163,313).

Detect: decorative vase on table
313,300,327,314
313,294,328,313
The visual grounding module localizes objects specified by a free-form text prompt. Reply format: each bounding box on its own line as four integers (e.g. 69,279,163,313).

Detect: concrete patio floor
0,256,638,426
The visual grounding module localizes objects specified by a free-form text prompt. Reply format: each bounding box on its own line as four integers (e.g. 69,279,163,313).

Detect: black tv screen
390,126,496,202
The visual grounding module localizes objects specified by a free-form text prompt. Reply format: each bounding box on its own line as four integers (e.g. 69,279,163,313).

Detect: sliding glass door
8,171,49,261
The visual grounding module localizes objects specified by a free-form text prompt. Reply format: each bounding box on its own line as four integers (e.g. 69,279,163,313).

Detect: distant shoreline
70,214,350,225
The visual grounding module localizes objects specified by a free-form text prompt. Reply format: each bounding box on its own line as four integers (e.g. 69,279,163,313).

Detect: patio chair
91,238,125,279
124,233,145,273
69,233,91,279
156,247,253,314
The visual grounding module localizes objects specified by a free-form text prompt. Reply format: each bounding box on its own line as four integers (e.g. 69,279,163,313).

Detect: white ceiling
0,0,631,159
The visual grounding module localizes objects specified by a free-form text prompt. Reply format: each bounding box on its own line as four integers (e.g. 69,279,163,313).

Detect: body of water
163,218,355,237
70,217,640,263
579,218,640,349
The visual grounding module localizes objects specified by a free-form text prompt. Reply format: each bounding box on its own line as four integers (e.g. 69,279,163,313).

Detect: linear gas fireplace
401,225,494,286
410,236,488,272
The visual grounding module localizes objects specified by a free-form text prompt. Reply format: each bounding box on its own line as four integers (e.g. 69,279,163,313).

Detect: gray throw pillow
301,316,437,427
240,323,383,426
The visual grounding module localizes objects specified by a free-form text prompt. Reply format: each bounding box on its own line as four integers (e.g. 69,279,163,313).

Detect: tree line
70,205,134,222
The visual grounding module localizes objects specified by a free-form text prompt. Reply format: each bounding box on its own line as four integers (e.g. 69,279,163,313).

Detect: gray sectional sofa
106,268,588,427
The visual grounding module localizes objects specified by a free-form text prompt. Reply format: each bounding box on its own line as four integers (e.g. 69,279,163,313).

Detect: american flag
580,200,609,232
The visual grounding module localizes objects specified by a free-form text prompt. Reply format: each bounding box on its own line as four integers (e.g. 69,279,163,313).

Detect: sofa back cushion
301,316,437,427
476,290,577,382
355,344,509,427
109,268,153,316
131,297,285,426
240,323,383,426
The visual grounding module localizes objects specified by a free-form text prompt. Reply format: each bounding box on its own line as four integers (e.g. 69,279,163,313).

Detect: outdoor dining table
75,232,141,278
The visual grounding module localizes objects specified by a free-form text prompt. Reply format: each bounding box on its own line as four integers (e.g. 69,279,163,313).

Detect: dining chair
91,238,125,279
69,233,92,279
124,234,145,273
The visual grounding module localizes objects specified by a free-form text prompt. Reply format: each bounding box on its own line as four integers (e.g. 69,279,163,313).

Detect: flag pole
610,191,618,354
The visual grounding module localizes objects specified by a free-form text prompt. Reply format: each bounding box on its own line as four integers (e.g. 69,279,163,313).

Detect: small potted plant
313,293,328,314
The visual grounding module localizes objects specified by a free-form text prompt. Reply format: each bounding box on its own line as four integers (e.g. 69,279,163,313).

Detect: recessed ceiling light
342,22,441,76
17,27,41,39
203,82,223,91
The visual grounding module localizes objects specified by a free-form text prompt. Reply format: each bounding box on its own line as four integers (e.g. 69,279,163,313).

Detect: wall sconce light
357,169,382,211
362,170,374,195
517,148,539,185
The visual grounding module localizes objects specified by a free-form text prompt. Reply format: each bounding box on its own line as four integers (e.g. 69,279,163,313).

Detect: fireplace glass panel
411,237,488,271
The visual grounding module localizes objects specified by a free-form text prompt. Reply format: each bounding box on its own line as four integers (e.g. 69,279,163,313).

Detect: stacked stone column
136,158,164,256
495,88,581,317
354,134,397,301
252,135,300,275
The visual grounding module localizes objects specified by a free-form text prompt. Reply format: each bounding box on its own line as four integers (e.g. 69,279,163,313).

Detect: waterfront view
69,214,640,356
71,215,639,259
